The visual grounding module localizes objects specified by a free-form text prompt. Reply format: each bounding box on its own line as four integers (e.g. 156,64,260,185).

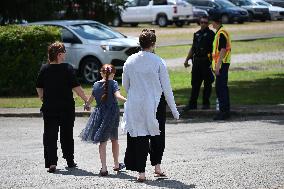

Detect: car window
62,28,76,42
215,0,235,7
127,0,138,7
238,0,255,5
70,23,125,40
153,0,168,5
256,0,271,6
138,0,150,6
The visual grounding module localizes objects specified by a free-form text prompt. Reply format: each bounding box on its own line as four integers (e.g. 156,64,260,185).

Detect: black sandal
99,169,108,176
113,163,126,171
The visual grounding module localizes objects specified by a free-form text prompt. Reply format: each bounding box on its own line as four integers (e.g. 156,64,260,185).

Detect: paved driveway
0,117,283,189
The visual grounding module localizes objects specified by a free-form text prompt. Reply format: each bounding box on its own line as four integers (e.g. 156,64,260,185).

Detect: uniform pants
124,94,166,173
189,60,214,107
43,111,75,168
215,63,230,112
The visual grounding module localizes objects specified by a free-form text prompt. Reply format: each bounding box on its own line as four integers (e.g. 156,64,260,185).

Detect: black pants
149,94,166,166
124,94,166,173
43,110,75,168
189,60,214,107
215,63,230,112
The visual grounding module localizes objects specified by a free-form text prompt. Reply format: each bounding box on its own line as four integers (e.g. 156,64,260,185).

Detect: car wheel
112,16,122,27
130,23,139,27
238,20,244,24
81,57,101,83
175,21,184,27
221,14,230,24
157,15,168,27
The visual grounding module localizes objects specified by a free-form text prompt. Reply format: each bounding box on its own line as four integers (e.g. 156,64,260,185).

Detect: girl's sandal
113,163,126,171
154,172,167,177
99,169,108,176
137,177,146,182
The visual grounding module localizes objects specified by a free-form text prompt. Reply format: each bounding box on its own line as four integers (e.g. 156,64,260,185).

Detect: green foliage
0,25,61,96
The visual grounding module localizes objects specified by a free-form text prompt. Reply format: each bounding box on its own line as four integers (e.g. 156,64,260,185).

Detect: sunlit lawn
1,60,283,108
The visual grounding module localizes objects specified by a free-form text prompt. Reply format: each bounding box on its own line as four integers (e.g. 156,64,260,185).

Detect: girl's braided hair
101,64,116,102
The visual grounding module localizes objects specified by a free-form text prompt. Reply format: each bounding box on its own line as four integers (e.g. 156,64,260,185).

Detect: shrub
0,25,61,96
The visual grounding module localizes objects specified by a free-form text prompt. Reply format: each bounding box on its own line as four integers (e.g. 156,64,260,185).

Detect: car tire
221,14,230,24
112,16,122,27
175,21,184,27
130,23,139,27
80,57,101,83
157,15,168,27
238,20,244,24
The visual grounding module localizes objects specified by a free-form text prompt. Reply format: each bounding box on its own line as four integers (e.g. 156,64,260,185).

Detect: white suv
113,0,194,27
28,20,140,83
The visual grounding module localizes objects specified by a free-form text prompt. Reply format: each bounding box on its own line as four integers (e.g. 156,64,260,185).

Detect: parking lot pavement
0,117,283,189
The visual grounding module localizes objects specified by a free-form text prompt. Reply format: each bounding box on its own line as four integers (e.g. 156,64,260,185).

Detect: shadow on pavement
54,167,96,176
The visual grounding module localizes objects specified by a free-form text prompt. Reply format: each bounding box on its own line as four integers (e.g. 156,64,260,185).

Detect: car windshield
238,0,256,6
255,0,272,6
70,23,125,40
216,0,236,7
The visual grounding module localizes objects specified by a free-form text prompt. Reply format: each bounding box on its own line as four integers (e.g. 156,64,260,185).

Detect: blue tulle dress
80,80,120,144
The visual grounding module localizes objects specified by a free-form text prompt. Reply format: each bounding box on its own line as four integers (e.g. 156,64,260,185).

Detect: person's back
39,63,78,112
92,80,119,107
124,51,163,102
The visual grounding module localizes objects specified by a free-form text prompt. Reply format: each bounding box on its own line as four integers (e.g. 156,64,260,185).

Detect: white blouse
121,51,179,137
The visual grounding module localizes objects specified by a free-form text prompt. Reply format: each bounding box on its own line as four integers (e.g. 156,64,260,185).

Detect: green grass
0,60,283,108
155,37,284,59
170,60,284,106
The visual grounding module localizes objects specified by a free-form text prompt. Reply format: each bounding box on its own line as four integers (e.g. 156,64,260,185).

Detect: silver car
29,20,140,83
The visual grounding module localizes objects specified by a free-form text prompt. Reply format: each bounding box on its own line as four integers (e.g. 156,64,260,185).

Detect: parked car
264,0,284,8
253,0,284,20
112,0,194,27
228,0,270,21
28,20,140,83
186,0,249,23
188,6,209,24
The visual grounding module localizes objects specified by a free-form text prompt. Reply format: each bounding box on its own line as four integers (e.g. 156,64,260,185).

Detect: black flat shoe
67,160,78,168
47,165,56,173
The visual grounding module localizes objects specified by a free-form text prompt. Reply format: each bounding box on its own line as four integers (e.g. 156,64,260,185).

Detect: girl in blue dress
80,64,127,176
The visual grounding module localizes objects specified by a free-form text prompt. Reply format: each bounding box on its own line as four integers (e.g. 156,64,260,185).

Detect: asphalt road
0,117,283,189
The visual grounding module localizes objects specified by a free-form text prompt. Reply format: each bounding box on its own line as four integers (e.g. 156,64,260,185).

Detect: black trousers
124,94,167,173
189,60,214,107
215,63,230,112
43,110,75,168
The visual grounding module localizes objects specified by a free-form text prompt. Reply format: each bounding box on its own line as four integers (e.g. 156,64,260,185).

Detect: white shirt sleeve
159,59,179,119
122,63,130,93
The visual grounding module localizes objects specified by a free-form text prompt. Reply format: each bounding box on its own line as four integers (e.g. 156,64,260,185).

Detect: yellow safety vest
212,26,232,71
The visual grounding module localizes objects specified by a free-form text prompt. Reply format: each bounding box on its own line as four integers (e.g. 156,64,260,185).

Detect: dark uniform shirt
36,63,80,113
192,27,215,59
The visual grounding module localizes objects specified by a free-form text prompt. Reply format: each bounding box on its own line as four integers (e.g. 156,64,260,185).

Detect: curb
0,107,283,118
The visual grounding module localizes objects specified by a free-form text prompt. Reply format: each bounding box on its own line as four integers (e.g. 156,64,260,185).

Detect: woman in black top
36,42,88,173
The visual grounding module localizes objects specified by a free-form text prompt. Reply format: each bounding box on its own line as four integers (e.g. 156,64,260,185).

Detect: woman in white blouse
121,29,179,182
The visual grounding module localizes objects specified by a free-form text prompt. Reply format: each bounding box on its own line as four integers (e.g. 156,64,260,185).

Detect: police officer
184,16,215,111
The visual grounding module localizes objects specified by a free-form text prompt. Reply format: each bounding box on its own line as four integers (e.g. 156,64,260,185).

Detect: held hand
173,111,180,120
184,61,190,68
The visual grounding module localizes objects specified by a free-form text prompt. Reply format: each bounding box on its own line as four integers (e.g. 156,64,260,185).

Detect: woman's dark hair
101,64,116,102
139,29,156,49
47,41,66,63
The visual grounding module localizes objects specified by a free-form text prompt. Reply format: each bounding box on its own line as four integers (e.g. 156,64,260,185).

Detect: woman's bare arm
36,88,43,101
115,91,127,102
